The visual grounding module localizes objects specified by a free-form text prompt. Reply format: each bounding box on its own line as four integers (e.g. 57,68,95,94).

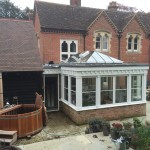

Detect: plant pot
89,124,102,133
125,137,131,149
102,125,110,136
119,139,126,150
111,130,120,140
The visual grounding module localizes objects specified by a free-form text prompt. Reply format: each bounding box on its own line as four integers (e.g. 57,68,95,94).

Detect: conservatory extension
43,51,149,124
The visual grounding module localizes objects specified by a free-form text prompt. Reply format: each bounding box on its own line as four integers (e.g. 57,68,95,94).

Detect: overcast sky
10,0,150,12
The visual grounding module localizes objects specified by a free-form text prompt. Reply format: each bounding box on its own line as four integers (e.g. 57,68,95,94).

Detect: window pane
70,41,76,52
101,77,113,105
96,36,101,49
96,42,100,49
101,77,113,90
71,91,76,105
62,41,68,52
128,37,132,50
82,92,96,107
134,37,138,50
103,35,108,49
82,78,96,107
71,77,76,91
64,76,68,88
131,76,142,101
71,77,76,105
64,89,68,101
83,78,96,92
64,76,68,101
101,91,113,104
62,55,68,60
116,76,127,103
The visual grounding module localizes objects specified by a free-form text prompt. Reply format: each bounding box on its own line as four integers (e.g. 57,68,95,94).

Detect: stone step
0,130,17,146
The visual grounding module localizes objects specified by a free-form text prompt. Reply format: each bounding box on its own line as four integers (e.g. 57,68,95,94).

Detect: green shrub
133,118,142,129
131,125,150,150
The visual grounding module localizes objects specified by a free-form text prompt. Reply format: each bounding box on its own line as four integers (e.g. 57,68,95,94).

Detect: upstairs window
96,34,101,49
128,36,132,50
62,41,68,52
60,40,78,61
127,33,142,52
103,34,108,50
94,31,111,52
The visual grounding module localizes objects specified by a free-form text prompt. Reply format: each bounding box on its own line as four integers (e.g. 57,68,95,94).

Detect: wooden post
0,73,3,108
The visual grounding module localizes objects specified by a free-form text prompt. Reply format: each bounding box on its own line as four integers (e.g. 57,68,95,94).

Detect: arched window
70,41,76,52
103,34,108,50
96,34,101,49
128,36,132,50
134,36,138,50
127,34,141,52
62,41,68,52
60,40,78,61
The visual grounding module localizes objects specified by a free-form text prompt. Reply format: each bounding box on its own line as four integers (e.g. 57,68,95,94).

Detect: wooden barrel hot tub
0,104,43,138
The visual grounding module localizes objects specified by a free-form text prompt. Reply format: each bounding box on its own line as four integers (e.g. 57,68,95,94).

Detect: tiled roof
35,1,100,31
35,1,150,34
105,11,134,31
0,19,43,72
137,13,150,33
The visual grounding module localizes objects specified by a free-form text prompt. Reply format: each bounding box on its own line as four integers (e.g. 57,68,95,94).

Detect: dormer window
127,33,142,52
94,31,111,52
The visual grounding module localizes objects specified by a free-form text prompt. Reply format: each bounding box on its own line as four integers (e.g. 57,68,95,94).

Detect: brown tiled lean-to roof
0,19,42,72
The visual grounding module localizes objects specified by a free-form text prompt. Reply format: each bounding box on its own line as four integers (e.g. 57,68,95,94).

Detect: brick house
0,19,43,108
34,0,150,123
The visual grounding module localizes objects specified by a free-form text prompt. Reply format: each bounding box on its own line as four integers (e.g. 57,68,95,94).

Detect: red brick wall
86,15,119,59
61,102,146,124
34,11,150,81
121,19,149,63
40,32,84,64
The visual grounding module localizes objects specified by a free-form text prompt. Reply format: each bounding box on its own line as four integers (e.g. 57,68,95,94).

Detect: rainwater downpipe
117,30,122,60
83,32,86,51
148,33,150,67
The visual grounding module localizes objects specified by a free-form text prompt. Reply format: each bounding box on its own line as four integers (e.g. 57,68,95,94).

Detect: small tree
0,0,32,20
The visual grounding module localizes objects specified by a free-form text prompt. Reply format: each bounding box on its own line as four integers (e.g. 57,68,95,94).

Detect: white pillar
68,76,71,104
127,75,131,102
113,76,116,104
76,76,82,108
61,75,64,100
142,74,147,102
0,73,3,108
96,77,100,106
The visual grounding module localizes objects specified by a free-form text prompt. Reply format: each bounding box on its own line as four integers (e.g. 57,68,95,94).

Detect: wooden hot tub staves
0,104,43,138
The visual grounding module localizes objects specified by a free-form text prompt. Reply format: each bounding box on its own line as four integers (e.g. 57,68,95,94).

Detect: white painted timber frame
60,66,149,111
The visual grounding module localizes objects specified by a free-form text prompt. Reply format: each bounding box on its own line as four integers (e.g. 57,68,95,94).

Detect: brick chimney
70,0,81,6
108,1,118,11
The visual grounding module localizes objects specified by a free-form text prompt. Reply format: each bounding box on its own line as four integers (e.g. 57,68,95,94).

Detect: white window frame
126,33,142,53
60,40,78,61
94,31,111,52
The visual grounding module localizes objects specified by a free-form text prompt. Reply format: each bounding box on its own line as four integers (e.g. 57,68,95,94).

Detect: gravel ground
14,101,150,146
14,112,86,146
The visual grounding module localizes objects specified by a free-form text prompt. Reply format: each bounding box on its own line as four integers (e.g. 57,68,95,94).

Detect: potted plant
88,118,103,133
102,121,111,136
123,122,132,130
110,122,123,140
119,130,132,149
